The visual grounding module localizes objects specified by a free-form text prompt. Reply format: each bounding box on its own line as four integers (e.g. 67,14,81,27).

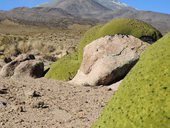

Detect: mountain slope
93,0,129,10
37,0,170,33
0,0,170,33
41,0,130,11
40,0,133,18
0,11,5,21
41,0,112,17
103,9,170,34
2,7,96,27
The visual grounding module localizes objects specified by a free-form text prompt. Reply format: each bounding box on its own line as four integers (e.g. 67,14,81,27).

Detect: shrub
45,52,80,80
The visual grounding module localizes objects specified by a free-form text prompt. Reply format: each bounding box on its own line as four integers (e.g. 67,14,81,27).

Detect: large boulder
0,59,5,70
13,60,44,78
0,54,44,78
92,33,170,128
70,35,149,86
0,60,20,77
45,18,162,81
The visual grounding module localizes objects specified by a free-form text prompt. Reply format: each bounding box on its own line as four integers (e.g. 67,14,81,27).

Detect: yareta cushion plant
91,32,170,128
45,18,162,81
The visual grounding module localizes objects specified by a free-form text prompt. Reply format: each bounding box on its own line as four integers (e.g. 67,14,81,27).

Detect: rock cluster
0,54,44,78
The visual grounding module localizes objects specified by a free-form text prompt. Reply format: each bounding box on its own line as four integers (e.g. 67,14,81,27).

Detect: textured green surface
45,18,162,80
78,18,162,60
92,33,170,128
45,52,80,80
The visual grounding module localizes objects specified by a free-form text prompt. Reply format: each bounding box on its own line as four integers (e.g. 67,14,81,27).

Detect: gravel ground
0,77,114,128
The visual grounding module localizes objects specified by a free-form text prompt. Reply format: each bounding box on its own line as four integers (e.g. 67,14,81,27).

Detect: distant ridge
40,0,133,17
1,7,96,27
0,0,170,33
40,0,112,17
41,0,130,10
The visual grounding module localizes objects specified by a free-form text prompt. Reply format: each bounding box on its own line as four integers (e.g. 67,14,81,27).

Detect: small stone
19,106,26,112
0,85,8,94
0,51,4,55
101,104,105,108
32,91,41,97
0,101,7,108
107,88,112,91
25,90,41,98
1,122,5,126
33,101,49,109
28,54,35,60
107,80,122,92
85,101,88,103
20,119,24,123
86,90,90,92
4,57,12,63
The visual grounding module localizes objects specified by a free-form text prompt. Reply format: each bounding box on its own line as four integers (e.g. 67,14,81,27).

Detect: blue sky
120,0,170,14
0,0,170,14
0,0,49,10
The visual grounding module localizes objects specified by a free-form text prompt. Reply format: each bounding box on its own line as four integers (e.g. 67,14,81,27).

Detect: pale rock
70,35,149,86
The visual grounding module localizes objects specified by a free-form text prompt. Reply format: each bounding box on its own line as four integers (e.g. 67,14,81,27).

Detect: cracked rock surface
71,35,149,86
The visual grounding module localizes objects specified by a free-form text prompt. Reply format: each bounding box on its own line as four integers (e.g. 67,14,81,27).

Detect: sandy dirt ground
0,77,114,128
0,20,113,128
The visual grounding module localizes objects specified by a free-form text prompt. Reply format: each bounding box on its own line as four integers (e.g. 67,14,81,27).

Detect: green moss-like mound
78,18,162,59
45,18,162,80
92,33,170,128
45,52,80,80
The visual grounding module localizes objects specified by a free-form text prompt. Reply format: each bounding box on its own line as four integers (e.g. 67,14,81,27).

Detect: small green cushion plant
45,18,162,80
92,32,170,128
45,52,80,80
